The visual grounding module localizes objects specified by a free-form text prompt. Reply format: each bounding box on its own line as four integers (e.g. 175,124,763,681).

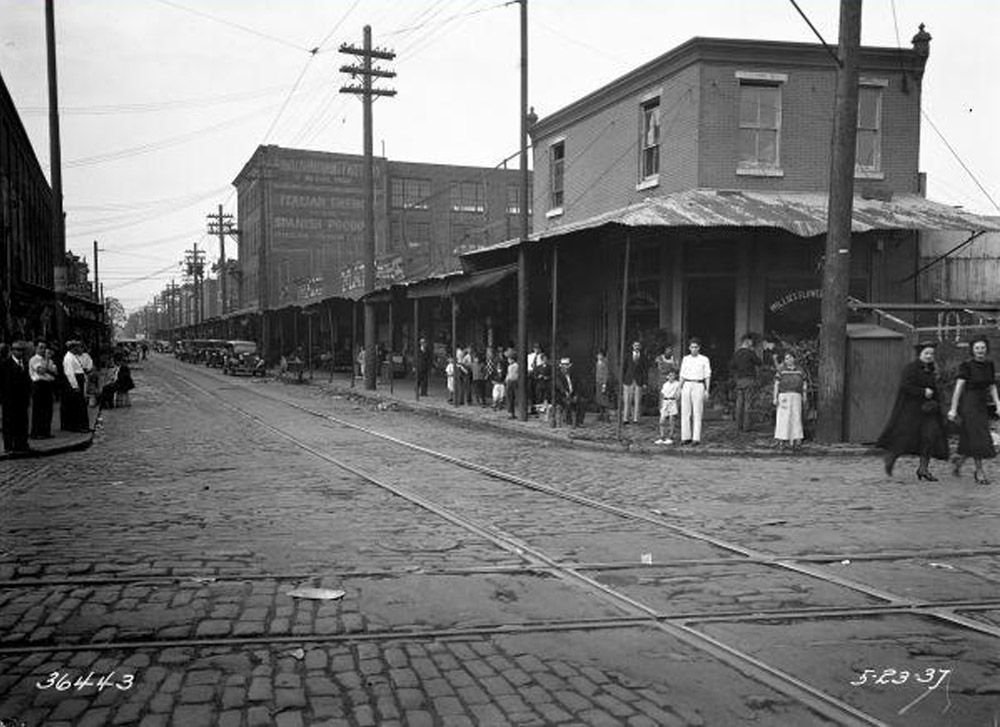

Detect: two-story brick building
463,29,998,384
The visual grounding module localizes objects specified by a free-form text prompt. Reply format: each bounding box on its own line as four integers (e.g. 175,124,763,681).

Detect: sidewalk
288,368,874,457
0,398,97,461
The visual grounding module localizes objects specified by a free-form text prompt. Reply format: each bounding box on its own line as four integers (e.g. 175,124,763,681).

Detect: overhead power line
151,0,315,53
787,0,841,67
921,109,1000,215
64,101,283,168
17,82,322,116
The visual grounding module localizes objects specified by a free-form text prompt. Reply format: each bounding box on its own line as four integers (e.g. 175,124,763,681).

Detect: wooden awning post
414,297,420,401
617,234,631,441
550,242,558,428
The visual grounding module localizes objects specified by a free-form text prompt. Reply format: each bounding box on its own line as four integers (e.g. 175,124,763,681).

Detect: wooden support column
616,234,631,440
413,297,420,401
328,303,336,383
734,241,751,345
388,300,394,394
549,242,558,427
351,301,357,388
451,296,458,358
671,242,685,349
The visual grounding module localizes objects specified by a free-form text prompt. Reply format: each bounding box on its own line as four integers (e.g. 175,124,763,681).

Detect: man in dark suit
554,357,585,427
1,340,33,453
621,340,647,423
415,337,433,396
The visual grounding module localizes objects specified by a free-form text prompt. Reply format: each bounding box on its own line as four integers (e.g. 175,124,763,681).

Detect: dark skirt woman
877,358,948,479
60,374,90,432
954,359,997,459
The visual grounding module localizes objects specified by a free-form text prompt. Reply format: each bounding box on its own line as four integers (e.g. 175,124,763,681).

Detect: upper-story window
390,178,431,209
639,98,660,181
737,72,785,176
450,181,485,213
506,184,533,215
856,81,885,176
549,141,565,211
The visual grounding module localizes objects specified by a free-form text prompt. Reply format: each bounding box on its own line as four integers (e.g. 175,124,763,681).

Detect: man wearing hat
1,341,33,453
554,356,585,428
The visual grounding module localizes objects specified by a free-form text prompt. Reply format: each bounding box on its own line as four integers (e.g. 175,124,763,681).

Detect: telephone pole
517,0,530,421
340,26,396,391
207,204,237,315
816,0,863,442
92,240,100,304
45,0,67,344
184,243,206,328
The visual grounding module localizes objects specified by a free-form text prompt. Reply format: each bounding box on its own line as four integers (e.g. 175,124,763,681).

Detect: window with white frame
856,84,883,174
549,141,565,209
640,98,660,180
450,181,485,213
738,81,782,170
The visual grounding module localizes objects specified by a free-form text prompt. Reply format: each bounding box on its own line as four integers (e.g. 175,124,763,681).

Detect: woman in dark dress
877,342,949,480
947,337,1000,484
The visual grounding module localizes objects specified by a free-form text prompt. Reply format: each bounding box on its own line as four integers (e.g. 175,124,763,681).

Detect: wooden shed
844,323,909,443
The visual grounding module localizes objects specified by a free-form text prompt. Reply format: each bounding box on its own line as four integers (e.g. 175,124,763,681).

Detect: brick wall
699,62,921,193
532,64,701,229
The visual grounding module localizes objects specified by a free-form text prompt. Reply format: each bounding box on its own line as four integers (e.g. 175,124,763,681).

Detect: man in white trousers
678,338,712,445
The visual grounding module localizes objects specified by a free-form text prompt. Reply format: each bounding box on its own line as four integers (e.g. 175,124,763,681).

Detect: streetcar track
3,596,1000,657
164,359,890,726
179,363,1000,631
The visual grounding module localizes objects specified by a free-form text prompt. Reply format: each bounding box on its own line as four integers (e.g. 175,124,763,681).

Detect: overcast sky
2,0,997,313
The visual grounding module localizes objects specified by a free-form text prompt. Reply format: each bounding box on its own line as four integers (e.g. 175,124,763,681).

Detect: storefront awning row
461,189,1000,258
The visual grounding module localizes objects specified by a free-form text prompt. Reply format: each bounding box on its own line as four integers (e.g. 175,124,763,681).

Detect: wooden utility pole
92,240,100,304
45,0,67,344
340,26,396,391
185,243,206,327
517,0,530,420
207,204,236,315
816,0,863,442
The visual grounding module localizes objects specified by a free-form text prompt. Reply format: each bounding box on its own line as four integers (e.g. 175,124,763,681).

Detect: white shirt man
29,345,56,382
678,339,712,445
63,348,86,390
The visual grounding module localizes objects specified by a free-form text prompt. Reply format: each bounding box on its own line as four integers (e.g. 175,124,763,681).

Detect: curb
306,379,877,458
0,412,100,462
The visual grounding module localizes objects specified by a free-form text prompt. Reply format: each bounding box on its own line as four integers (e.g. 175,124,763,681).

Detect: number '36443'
35,672,134,692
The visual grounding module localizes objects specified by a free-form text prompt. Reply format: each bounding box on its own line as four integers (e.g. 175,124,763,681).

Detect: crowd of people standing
1,338,136,455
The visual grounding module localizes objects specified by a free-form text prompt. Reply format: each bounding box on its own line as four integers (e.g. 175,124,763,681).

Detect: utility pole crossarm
339,65,396,78
340,86,397,97
338,43,395,60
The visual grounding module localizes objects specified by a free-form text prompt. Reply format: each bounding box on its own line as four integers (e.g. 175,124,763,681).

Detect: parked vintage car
222,340,266,377
205,344,228,368
177,339,227,364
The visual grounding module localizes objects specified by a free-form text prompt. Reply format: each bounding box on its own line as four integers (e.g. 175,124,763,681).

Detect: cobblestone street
2,356,999,726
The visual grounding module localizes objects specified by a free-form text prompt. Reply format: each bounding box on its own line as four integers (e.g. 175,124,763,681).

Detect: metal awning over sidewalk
358,264,518,302
462,189,1000,258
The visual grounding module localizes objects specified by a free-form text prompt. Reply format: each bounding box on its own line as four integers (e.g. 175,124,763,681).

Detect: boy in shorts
656,368,681,444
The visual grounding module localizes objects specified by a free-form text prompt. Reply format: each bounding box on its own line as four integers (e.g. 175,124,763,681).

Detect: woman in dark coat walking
877,342,949,480
947,337,1000,484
